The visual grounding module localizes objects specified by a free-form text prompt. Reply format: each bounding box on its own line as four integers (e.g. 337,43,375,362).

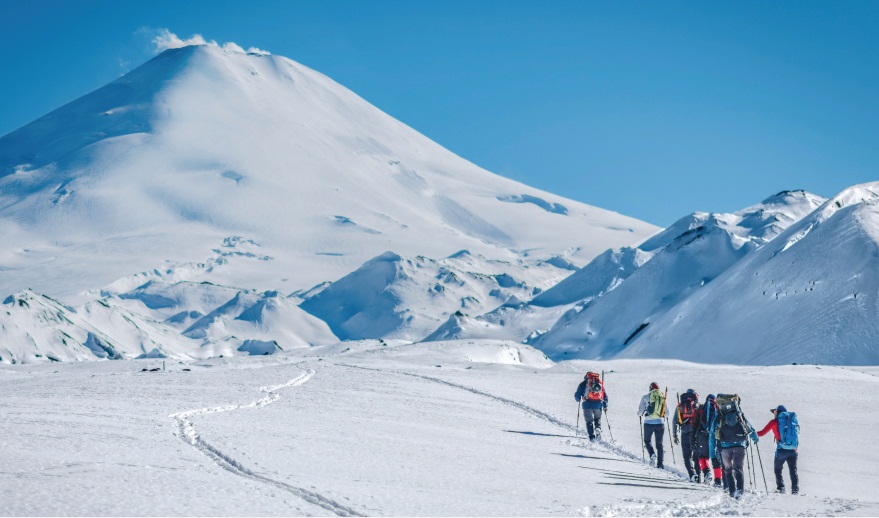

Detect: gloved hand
603,403,608,411
673,435,680,445
750,432,759,444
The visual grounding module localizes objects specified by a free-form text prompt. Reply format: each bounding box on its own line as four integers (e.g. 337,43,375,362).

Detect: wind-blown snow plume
149,28,270,55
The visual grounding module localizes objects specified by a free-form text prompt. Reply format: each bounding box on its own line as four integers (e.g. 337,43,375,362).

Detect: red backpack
585,372,605,401
679,391,699,424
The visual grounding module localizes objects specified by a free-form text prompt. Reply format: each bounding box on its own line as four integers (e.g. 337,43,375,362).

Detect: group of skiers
575,374,801,499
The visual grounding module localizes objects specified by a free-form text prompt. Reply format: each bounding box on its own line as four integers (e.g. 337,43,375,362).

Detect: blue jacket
709,412,758,452
575,380,608,410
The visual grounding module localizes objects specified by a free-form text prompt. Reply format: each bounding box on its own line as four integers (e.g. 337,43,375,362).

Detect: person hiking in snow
700,394,725,488
574,372,608,442
709,394,759,499
757,405,800,495
691,395,720,486
673,389,700,481
638,382,668,469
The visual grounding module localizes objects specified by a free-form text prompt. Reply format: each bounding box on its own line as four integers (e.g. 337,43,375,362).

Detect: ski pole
753,448,760,490
742,408,770,494
639,416,645,462
603,409,614,441
601,371,613,441
754,439,769,493
576,402,581,437
665,415,677,465
745,443,754,488
662,387,676,465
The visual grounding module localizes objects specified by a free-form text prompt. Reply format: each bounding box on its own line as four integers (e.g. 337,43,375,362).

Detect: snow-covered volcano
0,44,656,302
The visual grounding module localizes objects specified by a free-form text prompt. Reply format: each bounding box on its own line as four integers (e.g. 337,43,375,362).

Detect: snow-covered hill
532,190,828,360
299,250,567,341
617,182,879,365
0,44,656,305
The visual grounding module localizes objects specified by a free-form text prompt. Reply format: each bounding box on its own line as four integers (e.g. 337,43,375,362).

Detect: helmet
649,382,659,390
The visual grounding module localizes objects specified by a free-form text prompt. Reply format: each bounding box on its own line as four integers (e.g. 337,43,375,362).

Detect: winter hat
771,405,787,414
707,394,716,400
649,382,659,390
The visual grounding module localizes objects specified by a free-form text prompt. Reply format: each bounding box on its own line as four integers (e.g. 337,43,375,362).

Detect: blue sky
1,1,877,226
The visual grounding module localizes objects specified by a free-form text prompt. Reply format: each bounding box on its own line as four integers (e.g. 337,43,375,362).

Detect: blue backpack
777,411,799,449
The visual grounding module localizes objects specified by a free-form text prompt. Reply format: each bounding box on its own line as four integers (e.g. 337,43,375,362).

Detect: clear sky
1,0,877,227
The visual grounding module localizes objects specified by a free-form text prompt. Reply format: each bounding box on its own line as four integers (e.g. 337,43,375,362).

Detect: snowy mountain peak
529,188,835,362
760,189,819,205
813,181,879,222
0,44,656,303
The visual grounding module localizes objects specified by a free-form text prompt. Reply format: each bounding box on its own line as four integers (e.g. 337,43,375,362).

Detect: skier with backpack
709,394,759,499
574,372,608,442
757,405,800,494
638,382,668,469
673,389,700,481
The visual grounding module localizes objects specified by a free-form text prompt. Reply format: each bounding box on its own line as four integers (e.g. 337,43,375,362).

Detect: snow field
1,342,876,516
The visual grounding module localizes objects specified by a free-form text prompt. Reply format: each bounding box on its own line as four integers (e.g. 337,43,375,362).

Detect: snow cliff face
532,190,829,361
0,44,656,304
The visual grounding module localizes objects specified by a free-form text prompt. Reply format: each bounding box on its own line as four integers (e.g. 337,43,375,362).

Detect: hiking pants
680,433,695,478
582,406,602,439
714,444,727,488
774,448,799,493
643,423,664,467
721,446,746,496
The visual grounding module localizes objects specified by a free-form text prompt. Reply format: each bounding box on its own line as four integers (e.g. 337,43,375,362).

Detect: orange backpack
585,372,604,401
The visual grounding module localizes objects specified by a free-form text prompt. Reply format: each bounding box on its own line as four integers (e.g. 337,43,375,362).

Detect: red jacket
757,418,779,441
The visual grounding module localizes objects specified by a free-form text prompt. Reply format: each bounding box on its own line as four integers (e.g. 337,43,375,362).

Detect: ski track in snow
341,364,865,517
342,363,667,469
169,369,364,517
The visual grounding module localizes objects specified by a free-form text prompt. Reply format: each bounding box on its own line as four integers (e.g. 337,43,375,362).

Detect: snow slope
0,44,656,303
299,250,568,341
0,340,875,516
533,190,828,361
618,182,879,365
0,278,339,364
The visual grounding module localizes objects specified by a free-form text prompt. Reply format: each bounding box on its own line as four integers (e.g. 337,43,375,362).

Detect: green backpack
645,389,665,419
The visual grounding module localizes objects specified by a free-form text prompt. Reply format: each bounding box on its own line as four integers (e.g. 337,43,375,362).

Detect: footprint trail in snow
170,369,363,517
